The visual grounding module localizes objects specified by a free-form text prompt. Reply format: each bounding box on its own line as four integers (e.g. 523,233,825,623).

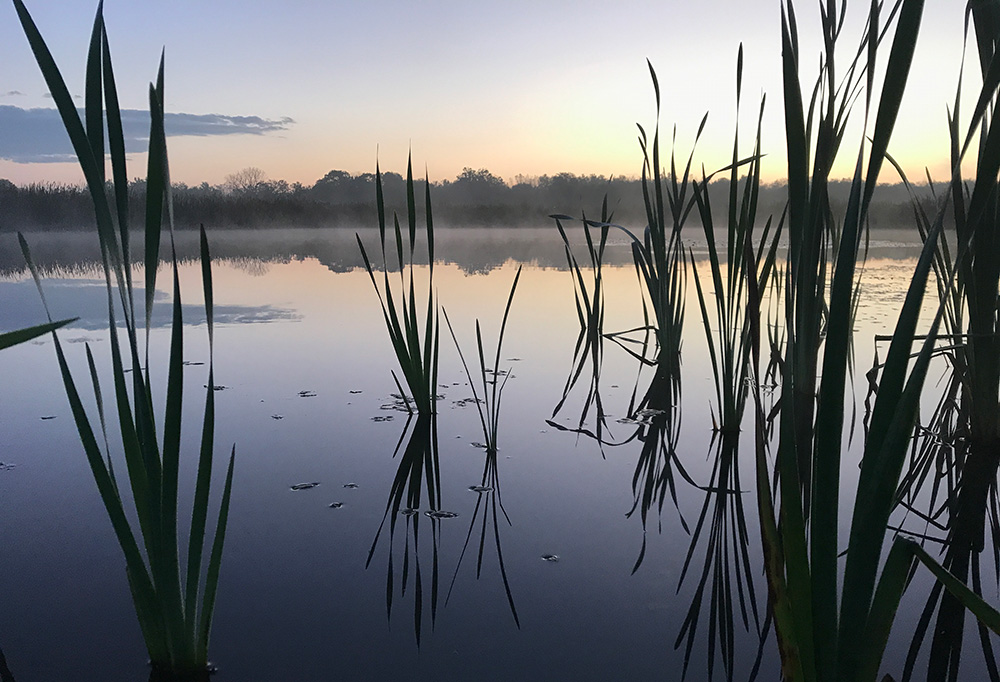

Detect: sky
0,1,973,188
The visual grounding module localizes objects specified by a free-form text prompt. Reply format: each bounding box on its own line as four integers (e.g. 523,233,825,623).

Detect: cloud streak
0,106,294,163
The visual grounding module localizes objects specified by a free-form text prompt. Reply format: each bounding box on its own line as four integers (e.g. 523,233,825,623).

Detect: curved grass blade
0,318,76,350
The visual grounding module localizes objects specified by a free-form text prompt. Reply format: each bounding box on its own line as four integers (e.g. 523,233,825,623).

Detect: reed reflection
545,311,691,567
366,413,446,645
443,265,522,627
447,448,520,628
550,207,613,447
547,203,689,569
674,428,762,682
672,73,776,680
616,337,689,570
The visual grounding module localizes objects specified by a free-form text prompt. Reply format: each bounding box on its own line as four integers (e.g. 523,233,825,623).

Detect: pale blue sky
0,1,969,187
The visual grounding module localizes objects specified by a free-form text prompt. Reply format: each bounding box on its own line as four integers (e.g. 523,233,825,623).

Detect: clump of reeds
14,1,234,676
632,61,699,370
545,64,700,586
357,156,440,414
553,62,695,429
752,2,1000,680
870,4,1000,676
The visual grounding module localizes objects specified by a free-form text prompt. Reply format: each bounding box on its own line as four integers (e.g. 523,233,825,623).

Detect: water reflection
546,226,770,681
0,279,298,331
366,414,446,644
1,227,959,680
619,346,689,572
0,228,637,279
1,227,934,282
674,429,761,682
866,338,1000,680
441,266,522,628
447,448,520,628
547,317,689,571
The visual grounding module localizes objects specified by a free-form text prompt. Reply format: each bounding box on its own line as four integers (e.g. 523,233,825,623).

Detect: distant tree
315,169,351,186
224,167,268,196
448,167,508,206
267,179,291,195
378,171,407,208
311,170,353,203
455,167,506,187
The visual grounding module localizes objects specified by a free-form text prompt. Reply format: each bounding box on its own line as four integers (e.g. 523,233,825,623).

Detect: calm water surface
0,227,985,681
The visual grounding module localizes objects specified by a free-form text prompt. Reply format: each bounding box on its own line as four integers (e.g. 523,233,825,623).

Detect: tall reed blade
357,156,439,414
680,45,777,681
14,2,235,675
0,319,76,350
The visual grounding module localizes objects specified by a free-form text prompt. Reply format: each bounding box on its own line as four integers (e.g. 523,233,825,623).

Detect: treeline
0,168,939,232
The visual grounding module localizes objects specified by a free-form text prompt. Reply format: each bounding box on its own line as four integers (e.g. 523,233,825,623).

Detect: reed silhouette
14,1,235,676
357,156,440,415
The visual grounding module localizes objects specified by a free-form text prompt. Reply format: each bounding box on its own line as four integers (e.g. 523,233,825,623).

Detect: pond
0,226,983,681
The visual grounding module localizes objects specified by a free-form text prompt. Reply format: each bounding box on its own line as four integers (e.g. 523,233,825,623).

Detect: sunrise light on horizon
0,1,972,189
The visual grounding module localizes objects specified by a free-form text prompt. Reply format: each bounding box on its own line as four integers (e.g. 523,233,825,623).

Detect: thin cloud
0,105,295,163
2,91,25,97
161,112,295,137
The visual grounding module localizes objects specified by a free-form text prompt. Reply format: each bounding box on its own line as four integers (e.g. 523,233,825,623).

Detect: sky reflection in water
0,227,969,681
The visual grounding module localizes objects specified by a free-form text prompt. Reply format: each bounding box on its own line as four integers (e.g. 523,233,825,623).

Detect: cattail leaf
0,318,76,350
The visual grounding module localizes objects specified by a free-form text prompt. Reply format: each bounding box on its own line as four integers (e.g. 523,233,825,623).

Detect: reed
14,2,234,676
622,352,692,570
675,44,781,682
631,62,698,371
547,62,701,565
910,7,1000,679
753,2,1000,680
357,156,440,415
854,4,1000,677
558,62,695,402
0,319,75,350
443,265,521,455
618,68,697,549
